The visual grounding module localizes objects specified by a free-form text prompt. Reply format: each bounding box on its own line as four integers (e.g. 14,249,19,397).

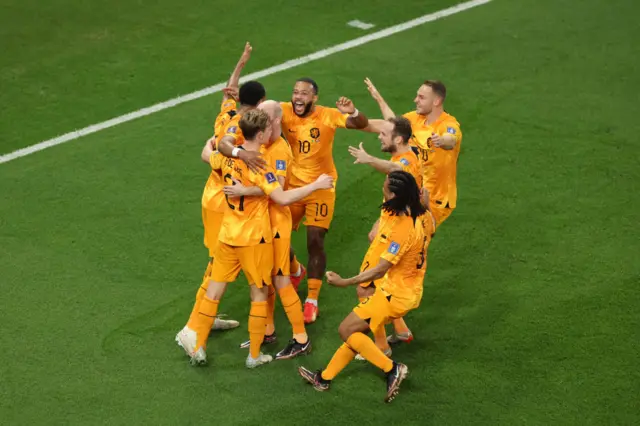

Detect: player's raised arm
269,174,334,206
336,97,369,129
348,142,403,174
365,77,396,119
223,42,252,101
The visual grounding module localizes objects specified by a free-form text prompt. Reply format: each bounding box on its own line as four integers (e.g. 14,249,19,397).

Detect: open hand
336,97,356,114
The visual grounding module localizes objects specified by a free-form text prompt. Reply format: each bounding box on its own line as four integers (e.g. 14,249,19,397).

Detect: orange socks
290,256,301,276
278,284,307,341
265,287,276,336
321,343,356,380
188,261,213,323
307,278,322,301
393,318,411,335
187,296,219,349
346,332,393,373
373,325,390,352
248,301,268,358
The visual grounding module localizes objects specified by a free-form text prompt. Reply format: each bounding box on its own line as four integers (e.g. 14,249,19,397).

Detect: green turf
1,0,639,424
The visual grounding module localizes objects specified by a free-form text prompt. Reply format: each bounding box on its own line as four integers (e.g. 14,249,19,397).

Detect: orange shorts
289,188,336,231
202,208,224,257
430,200,453,228
210,242,273,288
272,236,291,277
353,289,411,333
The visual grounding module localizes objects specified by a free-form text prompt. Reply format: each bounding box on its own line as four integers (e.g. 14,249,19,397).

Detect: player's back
212,151,279,247
381,214,428,309
203,111,244,213
280,102,347,186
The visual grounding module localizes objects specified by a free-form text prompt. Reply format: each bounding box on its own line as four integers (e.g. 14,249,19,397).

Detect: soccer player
364,78,462,226
347,116,422,242
281,78,369,324
362,77,462,343
298,171,427,403
222,101,312,359
188,42,257,333
176,109,333,368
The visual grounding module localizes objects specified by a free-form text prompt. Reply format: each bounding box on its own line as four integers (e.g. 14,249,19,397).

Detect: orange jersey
262,136,294,237
391,149,422,188
372,214,426,309
209,149,281,246
404,111,462,208
280,102,348,187
202,113,245,213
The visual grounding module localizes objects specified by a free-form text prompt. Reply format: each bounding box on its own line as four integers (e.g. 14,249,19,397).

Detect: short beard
293,100,314,117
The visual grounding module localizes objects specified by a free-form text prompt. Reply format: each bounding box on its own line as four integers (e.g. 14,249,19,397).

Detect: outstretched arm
223,42,252,101
364,77,396,119
336,97,369,129
269,174,334,206
325,259,393,287
348,142,403,174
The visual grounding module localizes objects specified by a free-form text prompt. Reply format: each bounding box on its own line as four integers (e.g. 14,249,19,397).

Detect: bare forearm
272,183,319,206
346,112,369,129
217,137,236,157
375,97,396,119
362,119,387,134
242,186,264,196
367,157,403,175
201,138,215,163
344,263,388,286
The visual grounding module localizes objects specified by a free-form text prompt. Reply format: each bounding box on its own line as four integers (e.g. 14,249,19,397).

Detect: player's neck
426,108,444,125
393,145,411,156
238,105,254,115
299,104,317,118
243,140,261,152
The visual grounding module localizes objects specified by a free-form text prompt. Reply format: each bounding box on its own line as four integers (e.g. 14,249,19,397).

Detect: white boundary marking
0,0,491,165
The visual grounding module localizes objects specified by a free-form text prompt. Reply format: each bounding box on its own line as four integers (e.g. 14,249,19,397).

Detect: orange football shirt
391,149,422,188
209,149,281,246
403,111,462,208
280,102,348,187
202,113,245,214
262,136,294,237
378,214,426,310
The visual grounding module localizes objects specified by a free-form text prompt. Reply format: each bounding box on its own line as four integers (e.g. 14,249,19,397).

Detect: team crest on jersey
228,126,237,134
399,158,409,166
388,242,400,254
447,127,456,135
310,127,320,141
265,172,277,183
276,160,286,171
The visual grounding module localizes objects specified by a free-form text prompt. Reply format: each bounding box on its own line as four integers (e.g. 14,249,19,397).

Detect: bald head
258,100,282,119
258,100,283,142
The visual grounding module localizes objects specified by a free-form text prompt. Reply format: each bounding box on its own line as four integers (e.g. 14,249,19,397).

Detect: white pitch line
0,0,492,165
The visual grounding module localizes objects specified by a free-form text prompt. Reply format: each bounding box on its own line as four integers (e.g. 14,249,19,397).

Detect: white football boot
176,326,207,366
245,352,273,369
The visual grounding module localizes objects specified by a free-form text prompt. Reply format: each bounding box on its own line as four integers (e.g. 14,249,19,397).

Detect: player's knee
338,322,354,342
249,284,269,302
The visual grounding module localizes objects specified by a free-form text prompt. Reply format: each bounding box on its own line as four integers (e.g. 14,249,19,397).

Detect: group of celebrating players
175,43,462,403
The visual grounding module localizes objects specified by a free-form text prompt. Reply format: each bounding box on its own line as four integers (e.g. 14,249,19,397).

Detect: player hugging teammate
175,43,462,404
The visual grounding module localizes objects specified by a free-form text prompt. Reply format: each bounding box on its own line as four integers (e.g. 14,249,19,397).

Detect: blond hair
239,109,270,140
